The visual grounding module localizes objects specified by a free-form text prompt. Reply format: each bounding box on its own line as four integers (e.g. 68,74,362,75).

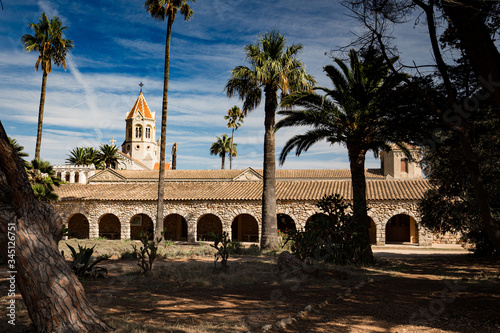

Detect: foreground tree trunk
260,86,278,249
156,14,174,242
348,145,374,264
0,121,113,332
35,70,48,160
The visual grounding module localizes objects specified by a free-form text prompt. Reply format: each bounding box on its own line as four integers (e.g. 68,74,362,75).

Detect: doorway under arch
67,213,89,239
368,217,377,244
197,214,222,241
130,214,154,240
98,214,121,240
164,214,188,241
231,214,259,242
385,214,418,244
277,214,296,232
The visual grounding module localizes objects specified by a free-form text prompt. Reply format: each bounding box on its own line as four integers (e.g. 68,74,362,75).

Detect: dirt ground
0,246,499,332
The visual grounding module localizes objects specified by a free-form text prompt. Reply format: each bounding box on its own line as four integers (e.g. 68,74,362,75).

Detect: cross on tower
110,136,116,145
139,81,144,93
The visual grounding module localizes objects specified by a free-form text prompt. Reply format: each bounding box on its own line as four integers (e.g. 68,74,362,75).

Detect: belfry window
135,126,142,138
401,158,408,173
145,127,151,139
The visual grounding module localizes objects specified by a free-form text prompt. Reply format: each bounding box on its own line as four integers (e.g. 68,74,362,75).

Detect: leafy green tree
21,13,73,160
277,48,406,263
27,158,62,203
8,136,29,166
342,0,500,255
209,134,236,170
97,144,121,169
145,0,196,241
225,31,315,249
224,105,244,169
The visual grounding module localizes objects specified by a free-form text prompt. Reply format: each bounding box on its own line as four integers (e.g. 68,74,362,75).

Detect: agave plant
66,244,109,279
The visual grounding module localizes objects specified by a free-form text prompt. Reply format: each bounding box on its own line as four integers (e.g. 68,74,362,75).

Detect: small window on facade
401,158,408,173
135,126,142,138
145,127,151,139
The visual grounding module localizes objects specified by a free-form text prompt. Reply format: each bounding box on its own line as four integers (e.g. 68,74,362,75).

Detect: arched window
135,126,142,138
145,127,151,139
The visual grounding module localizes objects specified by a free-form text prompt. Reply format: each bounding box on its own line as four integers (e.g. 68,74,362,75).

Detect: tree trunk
260,86,278,249
347,145,374,264
156,14,174,242
443,1,500,120
221,153,225,170
229,127,234,169
35,70,48,160
171,142,177,170
0,121,113,332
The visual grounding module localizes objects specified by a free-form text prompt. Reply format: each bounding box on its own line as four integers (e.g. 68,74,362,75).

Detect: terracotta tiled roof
126,92,154,120
55,179,431,202
89,168,384,183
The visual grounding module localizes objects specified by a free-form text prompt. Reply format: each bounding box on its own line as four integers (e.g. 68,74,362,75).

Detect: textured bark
260,86,278,249
35,70,47,160
156,14,174,242
0,121,113,332
347,145,374,263
229,127,234,169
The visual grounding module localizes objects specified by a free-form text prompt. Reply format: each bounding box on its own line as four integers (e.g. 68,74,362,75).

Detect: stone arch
305,213,328,228
56,172,62,179
98,213,121,240
197,214,222,241
65,173,70,182
277,213,296,232
164,214,188,241
145,125,152,139
231,214,259,243
67,213,89,239
74,172,80,184
368,217,377,244
385,214,419,244
135,124,143,138
130,213,154,240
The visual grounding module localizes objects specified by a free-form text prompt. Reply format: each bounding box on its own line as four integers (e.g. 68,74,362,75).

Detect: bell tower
121,84,158,170
380,144,422,179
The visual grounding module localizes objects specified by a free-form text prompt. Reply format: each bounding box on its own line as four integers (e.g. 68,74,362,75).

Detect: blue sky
0,0,432,170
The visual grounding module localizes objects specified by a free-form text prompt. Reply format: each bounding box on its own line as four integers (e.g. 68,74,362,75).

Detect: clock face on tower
136,116,140,120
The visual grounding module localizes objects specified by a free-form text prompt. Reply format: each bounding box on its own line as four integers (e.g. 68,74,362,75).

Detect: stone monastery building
53,91,445,247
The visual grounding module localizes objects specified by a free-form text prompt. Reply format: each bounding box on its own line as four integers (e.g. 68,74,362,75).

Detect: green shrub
120,250,137,260
227,240,242,255
207,231,231,271
285,194,364,265
132,229,163,273
66,243,109,279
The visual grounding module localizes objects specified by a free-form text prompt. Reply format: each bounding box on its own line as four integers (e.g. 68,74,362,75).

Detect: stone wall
53,199,434,246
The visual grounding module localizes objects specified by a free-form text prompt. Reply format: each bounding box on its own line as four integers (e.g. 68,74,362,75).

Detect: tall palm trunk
221,153,225,169
261,86,278,249
156,14,174,242
348,145,374,263
35,70,48,160
0,122,112,332
229,127,234,169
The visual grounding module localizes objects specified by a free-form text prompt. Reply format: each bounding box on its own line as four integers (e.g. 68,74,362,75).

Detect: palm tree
21,13,73,160
8,137,29,166
97,144,121,169
27,158,63,203
276,48,405,263
145,0,195,241
224,105,244,169
209,134,236,169
225,31,315,249
66,147,89,165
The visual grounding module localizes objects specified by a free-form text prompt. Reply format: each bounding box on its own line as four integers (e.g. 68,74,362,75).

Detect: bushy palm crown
145,0,194,22
224,106,244,131
97,144,121,169
21,12,73,74
27,158,62,203
225,31,315,113
210,134,237,158
277,48,405,164
8,137,29,166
